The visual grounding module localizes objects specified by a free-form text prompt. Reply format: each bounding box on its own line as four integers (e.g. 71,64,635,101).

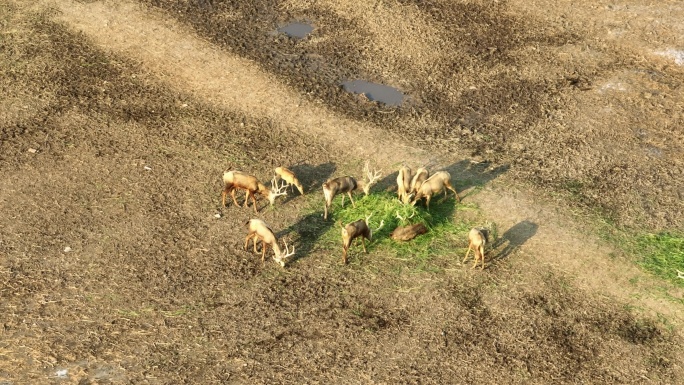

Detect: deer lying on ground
339,214,384,264
396,165,414,204
244,218,295,267
222,171,287,213
411,170,459,210
463,227,489,270
390,211,428,241
275,166,304,195
322,162,382,220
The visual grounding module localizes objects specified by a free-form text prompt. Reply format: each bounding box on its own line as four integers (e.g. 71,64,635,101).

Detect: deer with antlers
322,162,382,220
410,170,460,210
339,214,384,264
244,219,295,267
390,211,428,241
463,227,489,269
222,171,288,213
275,166,304,195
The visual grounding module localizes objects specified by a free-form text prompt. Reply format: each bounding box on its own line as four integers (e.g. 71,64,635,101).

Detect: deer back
342,219,370,247
324,176,357,199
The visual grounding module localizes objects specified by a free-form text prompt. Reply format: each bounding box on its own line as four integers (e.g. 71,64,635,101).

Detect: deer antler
677,270,684,279
395,211,415,223
270,177,288,197
275,240,296,267
361,161,382,195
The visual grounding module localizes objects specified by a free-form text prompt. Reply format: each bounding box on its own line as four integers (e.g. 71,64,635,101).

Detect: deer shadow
442,159,509,199
490,220,539,262
277,212,334,265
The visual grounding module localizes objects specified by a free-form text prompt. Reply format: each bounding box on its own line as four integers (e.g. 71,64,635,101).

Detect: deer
408,167,429,202
244,219,295,267
222,171,288,213
275,166,304,195
410,170,460,210
390,211,428,241
463,227,489,269
396,165,414,204
339,214,384,264
322,162,382,220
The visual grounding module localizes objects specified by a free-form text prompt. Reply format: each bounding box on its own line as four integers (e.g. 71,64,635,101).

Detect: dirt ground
1,0,683,383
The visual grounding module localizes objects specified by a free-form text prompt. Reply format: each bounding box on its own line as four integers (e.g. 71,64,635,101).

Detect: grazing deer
244,219,295,267
322,162,382,220
222,171,287,213
275,166,304,195
339,214,384,264
409,167,429,199
396,165,414,204
463,227,489,270
411,170,460,210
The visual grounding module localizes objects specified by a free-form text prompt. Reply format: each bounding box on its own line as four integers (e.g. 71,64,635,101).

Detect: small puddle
341,80,405,106
278,22,314,39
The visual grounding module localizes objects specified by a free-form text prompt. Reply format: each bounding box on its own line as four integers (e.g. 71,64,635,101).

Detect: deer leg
324,202,329,220
472,249,481,269
463,242,472,263
342,247,348,264
253,235,260,253
425,195,432,211
244,234,252,250
261,243,267,264
230,188,240,206
340,194,345,207
361,237,367,253
348,192,356,208
252,193,259,214
449,186,460,202
479,245,485,270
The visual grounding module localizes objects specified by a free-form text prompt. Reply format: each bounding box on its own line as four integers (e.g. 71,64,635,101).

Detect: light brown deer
408,167,429,201
244,219,295,267
396,165,414,204
275,166,304,195
322,162,382,220
339,214,384,264
463,227,489,269
411,170,460,210
222,171,287,213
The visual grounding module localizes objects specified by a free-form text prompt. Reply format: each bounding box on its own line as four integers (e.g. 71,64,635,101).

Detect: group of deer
396,164,488,269
222,166,303,267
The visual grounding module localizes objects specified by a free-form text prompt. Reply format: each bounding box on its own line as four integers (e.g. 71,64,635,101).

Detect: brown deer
339,214,384,264
275,166,304,195
390,211,427,241
411,170,460,210
322,162,382,220
463,227,489,269
244,219,295,267
396,165,414,204
222,171,287,213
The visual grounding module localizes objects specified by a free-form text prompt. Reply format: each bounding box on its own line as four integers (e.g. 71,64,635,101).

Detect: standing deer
322,162,382,220
244,219,295,267
396,165,414,204
222,171,287,213
339,214,385,264
463,227,489,269
411,170,460,210
275,166,304,195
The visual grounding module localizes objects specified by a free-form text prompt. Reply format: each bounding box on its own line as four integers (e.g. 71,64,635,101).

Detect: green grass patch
313,191,481,273
633,232,684,287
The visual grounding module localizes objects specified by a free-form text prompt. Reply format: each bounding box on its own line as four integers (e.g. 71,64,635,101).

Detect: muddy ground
1,0,683,383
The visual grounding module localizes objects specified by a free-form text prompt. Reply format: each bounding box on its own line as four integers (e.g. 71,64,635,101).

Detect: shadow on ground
491,220,539,262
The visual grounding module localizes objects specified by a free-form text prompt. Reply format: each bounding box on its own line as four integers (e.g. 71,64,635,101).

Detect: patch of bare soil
1,0,683,383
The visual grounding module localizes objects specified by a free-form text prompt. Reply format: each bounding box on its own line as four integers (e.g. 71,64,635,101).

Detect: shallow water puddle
278,22,314,39
342,80,405,106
